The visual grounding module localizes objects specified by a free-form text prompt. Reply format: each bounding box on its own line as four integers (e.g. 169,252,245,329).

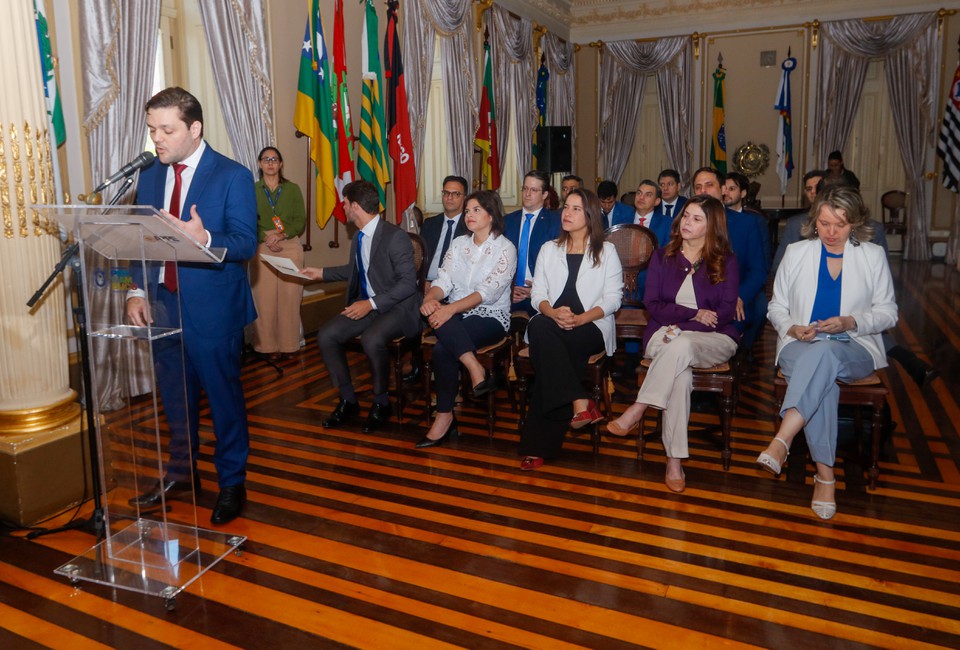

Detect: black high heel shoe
415,416,460,448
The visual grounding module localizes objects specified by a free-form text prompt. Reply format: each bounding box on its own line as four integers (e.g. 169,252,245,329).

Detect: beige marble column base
0,413,92,526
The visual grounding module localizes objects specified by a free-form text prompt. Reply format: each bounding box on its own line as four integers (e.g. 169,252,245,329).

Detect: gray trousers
638,328,738,458
778,340,875,466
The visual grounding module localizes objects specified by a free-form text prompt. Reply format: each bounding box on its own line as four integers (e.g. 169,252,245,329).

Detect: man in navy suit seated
693,166,769,352
657,169,687,222
560,174,583,202
611,179,672,249
420,175,469,290
597,180,632,230
505,170,561,315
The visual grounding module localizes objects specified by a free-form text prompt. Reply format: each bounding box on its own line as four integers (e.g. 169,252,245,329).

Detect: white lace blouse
432,233,518,330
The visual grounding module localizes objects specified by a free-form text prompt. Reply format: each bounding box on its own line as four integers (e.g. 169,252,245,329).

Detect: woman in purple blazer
606,196,739,493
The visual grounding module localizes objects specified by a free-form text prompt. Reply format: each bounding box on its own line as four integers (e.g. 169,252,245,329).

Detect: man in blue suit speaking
126,87,258,525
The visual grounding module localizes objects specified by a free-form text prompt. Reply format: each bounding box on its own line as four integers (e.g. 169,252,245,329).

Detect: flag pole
295,130,314,252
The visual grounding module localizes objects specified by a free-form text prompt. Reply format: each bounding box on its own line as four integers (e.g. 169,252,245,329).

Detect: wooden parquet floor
1,259,959,649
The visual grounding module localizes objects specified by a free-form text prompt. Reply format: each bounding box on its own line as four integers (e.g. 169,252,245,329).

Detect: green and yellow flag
357,0,390,212
34,0,64,147
294,0,338,228
710,61,727,174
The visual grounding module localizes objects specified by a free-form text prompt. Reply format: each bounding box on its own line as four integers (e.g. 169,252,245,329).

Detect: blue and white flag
774,55,796,196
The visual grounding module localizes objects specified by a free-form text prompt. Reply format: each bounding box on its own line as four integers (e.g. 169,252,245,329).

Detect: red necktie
164,163,187,292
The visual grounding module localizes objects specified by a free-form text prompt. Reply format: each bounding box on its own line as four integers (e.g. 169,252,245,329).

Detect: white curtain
814,13,940,260
402,0,477,181
490,6,535,181
197,0,274,173
79,0,162,407
543,32,576,172
599,37,689,185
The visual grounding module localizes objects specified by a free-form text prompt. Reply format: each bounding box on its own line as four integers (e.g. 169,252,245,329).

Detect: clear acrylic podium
43,205,246,608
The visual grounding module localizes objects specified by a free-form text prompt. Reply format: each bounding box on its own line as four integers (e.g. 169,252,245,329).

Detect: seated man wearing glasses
421,175,470,291
505,170,561,315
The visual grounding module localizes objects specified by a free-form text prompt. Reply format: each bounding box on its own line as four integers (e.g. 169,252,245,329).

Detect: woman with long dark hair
517,188,623,470
606,195,739,493
416,190,517,448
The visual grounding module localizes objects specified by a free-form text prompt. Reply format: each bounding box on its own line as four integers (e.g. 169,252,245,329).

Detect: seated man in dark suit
505,170,561,315
597,180,633,230
724,170,771,262
560,174,583,202
693,166,769,351
421,175,469,289
301,180,420,433
657,168,687,221
611,179,672,248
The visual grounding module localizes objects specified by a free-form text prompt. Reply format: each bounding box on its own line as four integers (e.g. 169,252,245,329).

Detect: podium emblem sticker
111,268,135,291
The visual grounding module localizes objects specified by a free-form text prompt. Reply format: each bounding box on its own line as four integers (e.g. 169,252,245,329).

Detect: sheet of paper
260,253,312,279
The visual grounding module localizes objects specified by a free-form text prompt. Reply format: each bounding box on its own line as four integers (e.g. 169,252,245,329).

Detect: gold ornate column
0,0,83,525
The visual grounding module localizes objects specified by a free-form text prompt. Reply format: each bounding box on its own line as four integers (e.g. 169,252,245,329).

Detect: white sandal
811,475,837,520
757,437,790,475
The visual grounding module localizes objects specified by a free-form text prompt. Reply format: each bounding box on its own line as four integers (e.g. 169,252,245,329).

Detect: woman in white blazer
518,188,623,470
759,185,898,520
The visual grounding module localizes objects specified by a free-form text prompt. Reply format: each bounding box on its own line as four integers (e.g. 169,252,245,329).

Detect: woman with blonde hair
758,184,897,519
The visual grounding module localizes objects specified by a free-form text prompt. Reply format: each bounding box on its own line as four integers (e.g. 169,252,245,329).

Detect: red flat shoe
570,400,603,430
520,456,544,471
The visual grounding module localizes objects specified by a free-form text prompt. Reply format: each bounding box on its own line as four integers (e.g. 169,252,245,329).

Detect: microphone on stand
93,151,155,193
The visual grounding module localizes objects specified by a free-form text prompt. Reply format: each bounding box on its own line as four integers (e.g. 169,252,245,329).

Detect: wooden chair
513,344,610,455
880,190,907,236
421,335,513,440
634,352,742,470
604,224,658,358
773,370,886,490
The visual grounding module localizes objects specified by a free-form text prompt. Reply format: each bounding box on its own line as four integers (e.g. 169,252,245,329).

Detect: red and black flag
384,0,416,224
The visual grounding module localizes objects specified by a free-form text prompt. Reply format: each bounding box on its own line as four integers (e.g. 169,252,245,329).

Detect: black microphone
94,151,155,192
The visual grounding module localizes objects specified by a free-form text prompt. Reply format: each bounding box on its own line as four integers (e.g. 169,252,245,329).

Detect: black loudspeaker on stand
534,126,572,174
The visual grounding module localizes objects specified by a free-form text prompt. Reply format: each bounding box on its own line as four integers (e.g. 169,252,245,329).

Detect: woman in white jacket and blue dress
758,185,898,520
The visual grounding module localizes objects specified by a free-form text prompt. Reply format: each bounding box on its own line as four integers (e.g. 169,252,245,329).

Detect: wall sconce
691,32,701,59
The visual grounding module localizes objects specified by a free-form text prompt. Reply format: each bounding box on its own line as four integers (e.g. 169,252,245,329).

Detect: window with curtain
416,35,518,212
620,76,670,191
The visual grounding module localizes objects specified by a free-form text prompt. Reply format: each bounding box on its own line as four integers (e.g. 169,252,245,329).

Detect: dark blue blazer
136,145,258,336
611,210,672,250
602,202,633,230
725,207,769,305
504,208,561,284
657,195,687,221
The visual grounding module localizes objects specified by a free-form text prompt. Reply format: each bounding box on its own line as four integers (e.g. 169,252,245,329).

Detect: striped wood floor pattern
1,259,959,649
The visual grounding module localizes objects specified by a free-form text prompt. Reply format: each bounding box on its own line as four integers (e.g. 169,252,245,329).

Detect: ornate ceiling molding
496,0,948,43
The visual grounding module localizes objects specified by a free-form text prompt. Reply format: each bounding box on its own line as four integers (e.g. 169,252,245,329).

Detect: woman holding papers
250,146,307,360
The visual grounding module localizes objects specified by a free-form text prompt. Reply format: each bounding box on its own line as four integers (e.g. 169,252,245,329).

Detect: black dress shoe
128,474,201,508
471,377,496,398
210,485,246,525
402,365,421,385
415,417,459,448
362,402,392,433
910,365,939,388
323,398,360,427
